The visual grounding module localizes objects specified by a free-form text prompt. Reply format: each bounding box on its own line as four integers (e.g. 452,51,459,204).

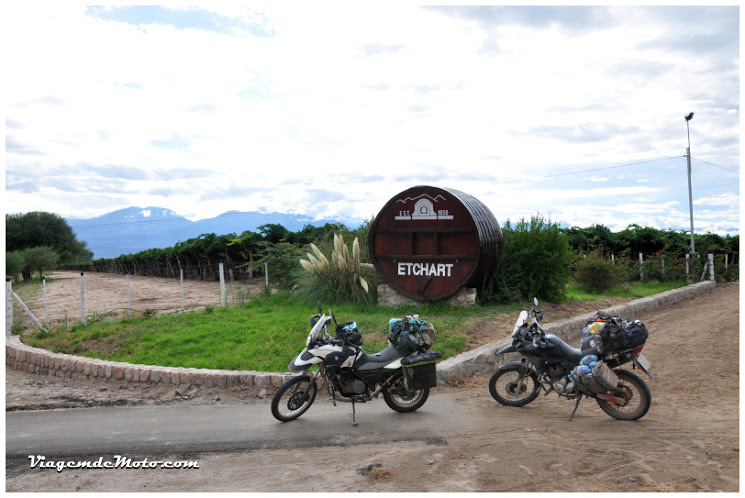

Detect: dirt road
5,283,739,492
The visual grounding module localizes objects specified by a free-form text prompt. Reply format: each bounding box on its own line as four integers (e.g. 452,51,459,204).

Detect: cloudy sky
4,3,740,235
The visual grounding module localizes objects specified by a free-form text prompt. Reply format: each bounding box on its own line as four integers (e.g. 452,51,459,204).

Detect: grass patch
565,281,687,301
22,281,691,372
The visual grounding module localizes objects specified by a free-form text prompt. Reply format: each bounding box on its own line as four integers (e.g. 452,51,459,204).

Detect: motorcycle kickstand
350,401,358,426
568,395,582,422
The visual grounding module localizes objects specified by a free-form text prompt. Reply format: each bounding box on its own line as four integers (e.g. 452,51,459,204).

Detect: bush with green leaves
255,242,304,291
296,233,378,304
6,251,25,280
574,252,624,292
22,246,60,280
483,215,574,303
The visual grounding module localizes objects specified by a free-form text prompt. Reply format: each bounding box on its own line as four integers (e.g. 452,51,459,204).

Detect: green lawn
22,280,691,372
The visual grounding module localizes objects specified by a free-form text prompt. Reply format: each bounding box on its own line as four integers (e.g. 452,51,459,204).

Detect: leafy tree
617,224,664,255
229,230,263,278
6,251,25,281
258,223,290,244
6,211,92,268
22,246,60,279
256,241,303,290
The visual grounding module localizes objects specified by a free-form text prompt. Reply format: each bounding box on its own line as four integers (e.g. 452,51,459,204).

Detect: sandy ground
9,271,267,331
4,276,739,492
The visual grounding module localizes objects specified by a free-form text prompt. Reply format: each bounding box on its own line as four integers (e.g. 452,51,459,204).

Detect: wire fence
6,261,272,336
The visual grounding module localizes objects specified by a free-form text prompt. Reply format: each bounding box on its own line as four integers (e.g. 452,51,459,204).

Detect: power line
693,157,739,172
540,156,686,179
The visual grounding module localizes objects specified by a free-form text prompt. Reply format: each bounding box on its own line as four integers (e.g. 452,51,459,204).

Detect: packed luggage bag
581,311,649,354
388,316,436,355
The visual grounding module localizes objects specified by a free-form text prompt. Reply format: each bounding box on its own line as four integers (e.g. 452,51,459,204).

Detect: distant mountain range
67,207,361,259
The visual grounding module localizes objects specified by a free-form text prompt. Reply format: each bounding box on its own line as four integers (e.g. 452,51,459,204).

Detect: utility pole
685,112,696,255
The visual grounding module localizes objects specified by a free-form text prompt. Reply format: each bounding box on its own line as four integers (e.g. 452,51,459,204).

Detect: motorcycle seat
356,345,402,371
557,341,584,364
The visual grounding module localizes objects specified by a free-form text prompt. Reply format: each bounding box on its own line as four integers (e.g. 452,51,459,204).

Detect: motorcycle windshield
512,311,528,337
306,315,329,345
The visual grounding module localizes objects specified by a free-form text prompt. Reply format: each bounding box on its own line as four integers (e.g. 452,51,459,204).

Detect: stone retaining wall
5,335,293,394
6,281,715,392
435,280,715,384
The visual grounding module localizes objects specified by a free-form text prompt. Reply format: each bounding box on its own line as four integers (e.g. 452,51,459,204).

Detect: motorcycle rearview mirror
316,301,323,315
329,309,338,326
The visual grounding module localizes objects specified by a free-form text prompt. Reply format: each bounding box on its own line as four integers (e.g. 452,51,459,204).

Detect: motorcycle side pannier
572,361,618,394
401,351,442,389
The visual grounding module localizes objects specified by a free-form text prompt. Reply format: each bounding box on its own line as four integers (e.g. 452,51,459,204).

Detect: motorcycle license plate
635,353,651,371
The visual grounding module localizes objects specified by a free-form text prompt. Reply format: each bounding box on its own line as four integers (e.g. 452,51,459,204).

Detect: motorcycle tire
596,369,651,421
383,375,429,413
271,375,317,422
488,367,540,407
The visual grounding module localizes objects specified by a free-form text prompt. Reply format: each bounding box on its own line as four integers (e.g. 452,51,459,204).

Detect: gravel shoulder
5,282,739,492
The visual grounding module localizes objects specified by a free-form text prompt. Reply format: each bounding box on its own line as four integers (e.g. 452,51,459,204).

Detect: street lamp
685,112,695,255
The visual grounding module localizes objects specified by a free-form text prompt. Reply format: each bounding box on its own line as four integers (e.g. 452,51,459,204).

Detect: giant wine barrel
369,185,501,302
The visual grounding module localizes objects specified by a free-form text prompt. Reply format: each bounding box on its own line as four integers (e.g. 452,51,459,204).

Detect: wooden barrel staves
369,185,501,302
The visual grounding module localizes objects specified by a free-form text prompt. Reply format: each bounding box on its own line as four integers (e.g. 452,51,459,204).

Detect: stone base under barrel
377,283,477,307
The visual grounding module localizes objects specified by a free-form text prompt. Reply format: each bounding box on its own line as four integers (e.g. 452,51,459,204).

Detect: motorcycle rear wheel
271,375,317,422
383,376,429,413
488,367,541,407
596,369,651,420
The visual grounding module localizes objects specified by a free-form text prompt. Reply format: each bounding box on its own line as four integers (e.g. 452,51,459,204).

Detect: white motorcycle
271,303,441,425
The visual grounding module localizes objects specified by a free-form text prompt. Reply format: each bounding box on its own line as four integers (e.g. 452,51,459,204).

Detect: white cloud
3,5,739,235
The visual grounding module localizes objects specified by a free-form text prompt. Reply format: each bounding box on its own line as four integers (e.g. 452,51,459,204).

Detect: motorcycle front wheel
271,375,317,422
383,375,429,413
596,369,651,420
488,367,541,406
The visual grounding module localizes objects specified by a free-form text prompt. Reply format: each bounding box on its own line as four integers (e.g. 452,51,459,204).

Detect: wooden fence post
686,252,690,275
127,272,132,319
219,260,227,307
6,278,12,336
611,254,615,265
265,262,269,288
80,272,87,326
180,267,185,312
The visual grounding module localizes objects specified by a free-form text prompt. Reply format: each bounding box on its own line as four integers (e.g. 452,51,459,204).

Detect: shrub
6,251,25,280
483,215,574,303
255,241,304,291
22,246,59,280
574,252,623,292
296,233,378,304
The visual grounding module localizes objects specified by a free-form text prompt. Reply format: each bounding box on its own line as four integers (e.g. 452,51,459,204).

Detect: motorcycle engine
546,364,565,381
338,369,366,395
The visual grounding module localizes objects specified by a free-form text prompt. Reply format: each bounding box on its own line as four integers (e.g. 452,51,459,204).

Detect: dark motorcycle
489,298,653,421
271,303,441,425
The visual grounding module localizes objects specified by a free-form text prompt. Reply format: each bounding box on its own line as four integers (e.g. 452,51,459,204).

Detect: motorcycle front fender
498,360,528,373
288,349,321,373
496,344,517,355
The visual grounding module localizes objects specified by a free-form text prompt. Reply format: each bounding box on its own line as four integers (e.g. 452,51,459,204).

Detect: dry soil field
5,275,740,492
